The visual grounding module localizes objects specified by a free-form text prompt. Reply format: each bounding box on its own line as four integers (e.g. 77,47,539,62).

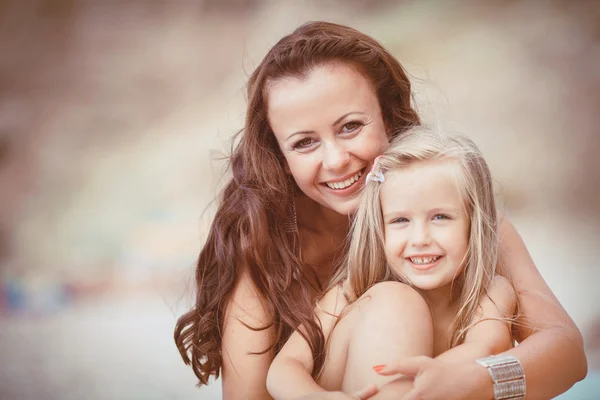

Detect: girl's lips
321,168,367,196
406,255,444,271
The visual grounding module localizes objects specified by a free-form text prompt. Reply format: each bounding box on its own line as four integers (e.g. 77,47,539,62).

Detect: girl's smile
405,254,444,271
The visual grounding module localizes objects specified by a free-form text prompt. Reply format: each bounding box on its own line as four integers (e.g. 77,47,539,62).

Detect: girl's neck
421,282,461,316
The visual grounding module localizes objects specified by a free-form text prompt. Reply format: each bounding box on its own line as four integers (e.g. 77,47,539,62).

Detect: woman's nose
322,142,350,172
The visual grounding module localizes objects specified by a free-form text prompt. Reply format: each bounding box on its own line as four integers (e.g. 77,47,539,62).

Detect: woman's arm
373,217,587,400
494,216,587,398
221,267,275,400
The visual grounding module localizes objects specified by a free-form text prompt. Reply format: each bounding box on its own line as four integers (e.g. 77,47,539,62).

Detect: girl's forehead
380,160,466,209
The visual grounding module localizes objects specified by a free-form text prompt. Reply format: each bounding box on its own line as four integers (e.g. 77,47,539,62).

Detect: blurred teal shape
2,277,70,315
556,370,600,400
5,278,26,311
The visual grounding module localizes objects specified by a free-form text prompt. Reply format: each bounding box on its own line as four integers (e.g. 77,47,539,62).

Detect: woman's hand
374,356,493,400
294,385,379,400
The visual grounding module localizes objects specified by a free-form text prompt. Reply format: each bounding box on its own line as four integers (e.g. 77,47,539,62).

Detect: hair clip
366,156,385,183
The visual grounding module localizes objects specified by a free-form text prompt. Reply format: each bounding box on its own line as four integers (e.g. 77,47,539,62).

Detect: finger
373,355,433,376
352,384,379,399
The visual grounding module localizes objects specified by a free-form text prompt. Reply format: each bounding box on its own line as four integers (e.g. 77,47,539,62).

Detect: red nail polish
372,364,386,372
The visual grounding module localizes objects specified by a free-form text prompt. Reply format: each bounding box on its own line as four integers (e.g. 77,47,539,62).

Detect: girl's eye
293,137,316,150
340,121,363,134
391,217,409,224
432,214,450,221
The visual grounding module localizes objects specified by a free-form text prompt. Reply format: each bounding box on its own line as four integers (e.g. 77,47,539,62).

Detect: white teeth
325,170,363,190
409,256,440,264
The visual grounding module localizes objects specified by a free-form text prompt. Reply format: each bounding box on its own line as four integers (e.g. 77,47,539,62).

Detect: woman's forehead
266,63,380,132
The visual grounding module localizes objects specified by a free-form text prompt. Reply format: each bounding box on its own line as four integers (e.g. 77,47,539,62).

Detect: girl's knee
366,281,427,307
360,281,432,325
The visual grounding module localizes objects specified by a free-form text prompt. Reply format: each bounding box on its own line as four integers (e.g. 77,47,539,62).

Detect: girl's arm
435,275,517,364
221,268,275,400
266,285,348,400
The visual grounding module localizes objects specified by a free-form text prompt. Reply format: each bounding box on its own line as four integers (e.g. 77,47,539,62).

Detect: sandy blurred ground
0,0,599,398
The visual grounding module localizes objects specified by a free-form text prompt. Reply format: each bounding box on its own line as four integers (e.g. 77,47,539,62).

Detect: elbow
576,352,588,383
573,337,588,383
266,358,289,399
569,327,588,382
560,326,588,384
265,362,277,398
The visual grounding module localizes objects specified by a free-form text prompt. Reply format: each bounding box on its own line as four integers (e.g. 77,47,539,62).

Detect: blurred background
1,0,599,398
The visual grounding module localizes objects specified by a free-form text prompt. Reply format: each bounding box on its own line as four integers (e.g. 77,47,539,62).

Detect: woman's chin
328,197,360,216
301,190,360,218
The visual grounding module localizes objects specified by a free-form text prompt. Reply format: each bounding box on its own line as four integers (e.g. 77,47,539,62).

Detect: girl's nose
410,222,432,248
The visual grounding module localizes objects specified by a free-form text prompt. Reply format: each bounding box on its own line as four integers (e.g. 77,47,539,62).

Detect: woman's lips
321,168,367,196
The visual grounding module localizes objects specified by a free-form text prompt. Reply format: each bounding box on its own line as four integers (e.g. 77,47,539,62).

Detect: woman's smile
321,167,367,195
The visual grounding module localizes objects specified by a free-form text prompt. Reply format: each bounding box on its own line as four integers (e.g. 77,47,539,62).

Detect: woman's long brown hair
174,21,420,385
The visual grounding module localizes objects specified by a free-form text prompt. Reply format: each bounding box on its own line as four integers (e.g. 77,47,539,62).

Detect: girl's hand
374,356,493,400
294,384,379,400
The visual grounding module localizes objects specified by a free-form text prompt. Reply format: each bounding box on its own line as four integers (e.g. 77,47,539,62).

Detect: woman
174,22,586,399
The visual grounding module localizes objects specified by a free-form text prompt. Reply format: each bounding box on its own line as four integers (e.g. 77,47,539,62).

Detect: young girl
266,127,521,399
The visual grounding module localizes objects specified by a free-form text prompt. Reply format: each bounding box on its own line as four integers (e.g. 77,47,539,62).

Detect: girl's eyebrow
430,207,460,214
383,210,408,220
285,111,366,141
382,207,460,220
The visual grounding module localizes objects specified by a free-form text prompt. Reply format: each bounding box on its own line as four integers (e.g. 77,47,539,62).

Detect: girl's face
381,160,470,295
267,62,389,216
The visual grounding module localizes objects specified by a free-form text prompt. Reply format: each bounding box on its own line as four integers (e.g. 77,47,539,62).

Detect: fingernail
372,364,386,372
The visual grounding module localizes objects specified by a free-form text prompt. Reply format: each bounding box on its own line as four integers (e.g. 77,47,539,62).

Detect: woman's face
267,62,389,216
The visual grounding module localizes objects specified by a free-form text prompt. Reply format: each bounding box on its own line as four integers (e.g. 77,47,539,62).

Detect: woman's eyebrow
286,111,367,141
286,130,314,141
332,111,366,126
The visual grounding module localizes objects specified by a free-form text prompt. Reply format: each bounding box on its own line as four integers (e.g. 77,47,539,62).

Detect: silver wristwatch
476,355,526,400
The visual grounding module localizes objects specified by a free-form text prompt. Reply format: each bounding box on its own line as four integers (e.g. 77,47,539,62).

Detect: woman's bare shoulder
222,267,274,398
225,266,272,328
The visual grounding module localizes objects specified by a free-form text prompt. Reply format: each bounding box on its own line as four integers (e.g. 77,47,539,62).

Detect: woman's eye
341,121,363,134
432,214,450,221
293,138,316,150
391,217,409,224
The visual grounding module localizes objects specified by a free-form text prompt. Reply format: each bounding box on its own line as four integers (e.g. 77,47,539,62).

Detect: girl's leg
318,282,434,395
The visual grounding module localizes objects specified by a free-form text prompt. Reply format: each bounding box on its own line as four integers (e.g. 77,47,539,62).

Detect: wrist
470,360,495,400
476,355,526,400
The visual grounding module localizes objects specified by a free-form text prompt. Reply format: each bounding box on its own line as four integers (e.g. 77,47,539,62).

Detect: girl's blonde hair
334,126,500,347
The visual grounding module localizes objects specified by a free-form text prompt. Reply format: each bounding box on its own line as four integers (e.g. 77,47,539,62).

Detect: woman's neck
296,195,350,236
295,195,350,287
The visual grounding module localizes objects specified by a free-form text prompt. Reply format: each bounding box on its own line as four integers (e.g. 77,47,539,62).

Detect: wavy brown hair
174,21,420,385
